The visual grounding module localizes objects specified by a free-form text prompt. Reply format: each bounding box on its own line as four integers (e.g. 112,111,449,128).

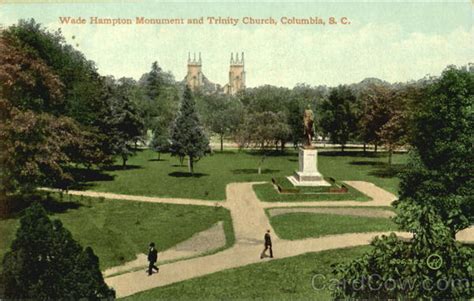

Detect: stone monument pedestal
288,147,330,186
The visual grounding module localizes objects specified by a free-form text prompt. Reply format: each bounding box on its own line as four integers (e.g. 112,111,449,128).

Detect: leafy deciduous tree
319,85,357,151
332,66,474,299
198,93,243,151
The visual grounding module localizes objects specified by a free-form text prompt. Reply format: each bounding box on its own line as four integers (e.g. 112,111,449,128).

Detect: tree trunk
374,144,378,153
158,152,161,161
281,140,285,151
179,156,184,166
188,156,194,175
341,144,345,152
220,134,224,152
363,143,367,154
0,190,9,218
388,148,393,165
122,156,127,169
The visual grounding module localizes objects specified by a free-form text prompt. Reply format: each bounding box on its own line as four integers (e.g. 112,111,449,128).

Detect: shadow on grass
369,164,406,178
1,193,83,218
288,158,298,162
350,161,385,166
168,172,208,178
319,151,382,158
42,198,83,214
103,164,142,171
65,167,114,182
64,167,115,189
232,168,280,174
57,167,115,190
149,159,167,162
245,150,293,157
213,150,238,155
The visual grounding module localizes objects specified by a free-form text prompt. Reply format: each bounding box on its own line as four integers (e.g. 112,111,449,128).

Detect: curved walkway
106,231,411,297
103,221,226,277
49,182,473,298
39,187,216,207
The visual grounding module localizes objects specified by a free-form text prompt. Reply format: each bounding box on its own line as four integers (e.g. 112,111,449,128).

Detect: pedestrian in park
260,229,273,259
147,242,159,276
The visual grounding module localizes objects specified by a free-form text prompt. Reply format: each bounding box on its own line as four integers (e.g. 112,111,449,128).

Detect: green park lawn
269,212,398,240
0,194,234,270
66,148,407,200
123,246,371,300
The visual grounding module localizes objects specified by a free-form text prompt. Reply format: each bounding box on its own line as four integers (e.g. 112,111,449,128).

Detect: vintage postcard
0,1,472,300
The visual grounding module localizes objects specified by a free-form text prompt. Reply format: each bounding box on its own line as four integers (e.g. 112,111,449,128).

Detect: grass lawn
66,148,406,200
254,182,371,202
0,194,234,270
318,150,406,195
269,212,398,240
122,246,371,300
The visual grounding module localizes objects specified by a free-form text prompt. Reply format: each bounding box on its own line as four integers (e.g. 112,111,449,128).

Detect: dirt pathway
104,182,407,298
225,182,277,244
49,183,472,298
103,222,226,277
40,188,217,207
106,231,412,298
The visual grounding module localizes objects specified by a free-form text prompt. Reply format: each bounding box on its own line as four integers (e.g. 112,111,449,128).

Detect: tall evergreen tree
169,86,209,174
145,61,164,100
2,202,115,299
108,89,145,168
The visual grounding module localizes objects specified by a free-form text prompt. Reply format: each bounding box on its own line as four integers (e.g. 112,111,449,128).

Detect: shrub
1,202,115,299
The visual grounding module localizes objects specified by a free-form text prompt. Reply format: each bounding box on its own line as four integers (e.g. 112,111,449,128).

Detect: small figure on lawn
147,242,159,276
260,229,273,259
303,105,315,148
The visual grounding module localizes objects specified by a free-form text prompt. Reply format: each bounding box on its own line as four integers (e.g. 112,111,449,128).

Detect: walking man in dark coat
147,242,159,276
260,229,273,259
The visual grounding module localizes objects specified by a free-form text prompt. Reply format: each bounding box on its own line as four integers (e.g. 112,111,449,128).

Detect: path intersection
55,181,472,298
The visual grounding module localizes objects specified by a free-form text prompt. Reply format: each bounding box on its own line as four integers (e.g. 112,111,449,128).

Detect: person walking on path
147,242,159,276
260,230,273,259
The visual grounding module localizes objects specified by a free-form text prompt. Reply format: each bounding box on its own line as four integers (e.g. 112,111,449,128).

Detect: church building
223,52,246,95
184,52,246,95
185,52,203,92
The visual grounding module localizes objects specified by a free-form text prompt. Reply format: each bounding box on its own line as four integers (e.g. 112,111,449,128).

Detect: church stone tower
225,52,246,95
186,52,203,91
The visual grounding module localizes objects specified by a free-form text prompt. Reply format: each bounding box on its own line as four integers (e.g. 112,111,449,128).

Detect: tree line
2,19,471,212
1,19,469,215
333,66,473,300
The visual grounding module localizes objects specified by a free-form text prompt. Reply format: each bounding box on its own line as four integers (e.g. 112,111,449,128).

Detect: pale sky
0,1,472,88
